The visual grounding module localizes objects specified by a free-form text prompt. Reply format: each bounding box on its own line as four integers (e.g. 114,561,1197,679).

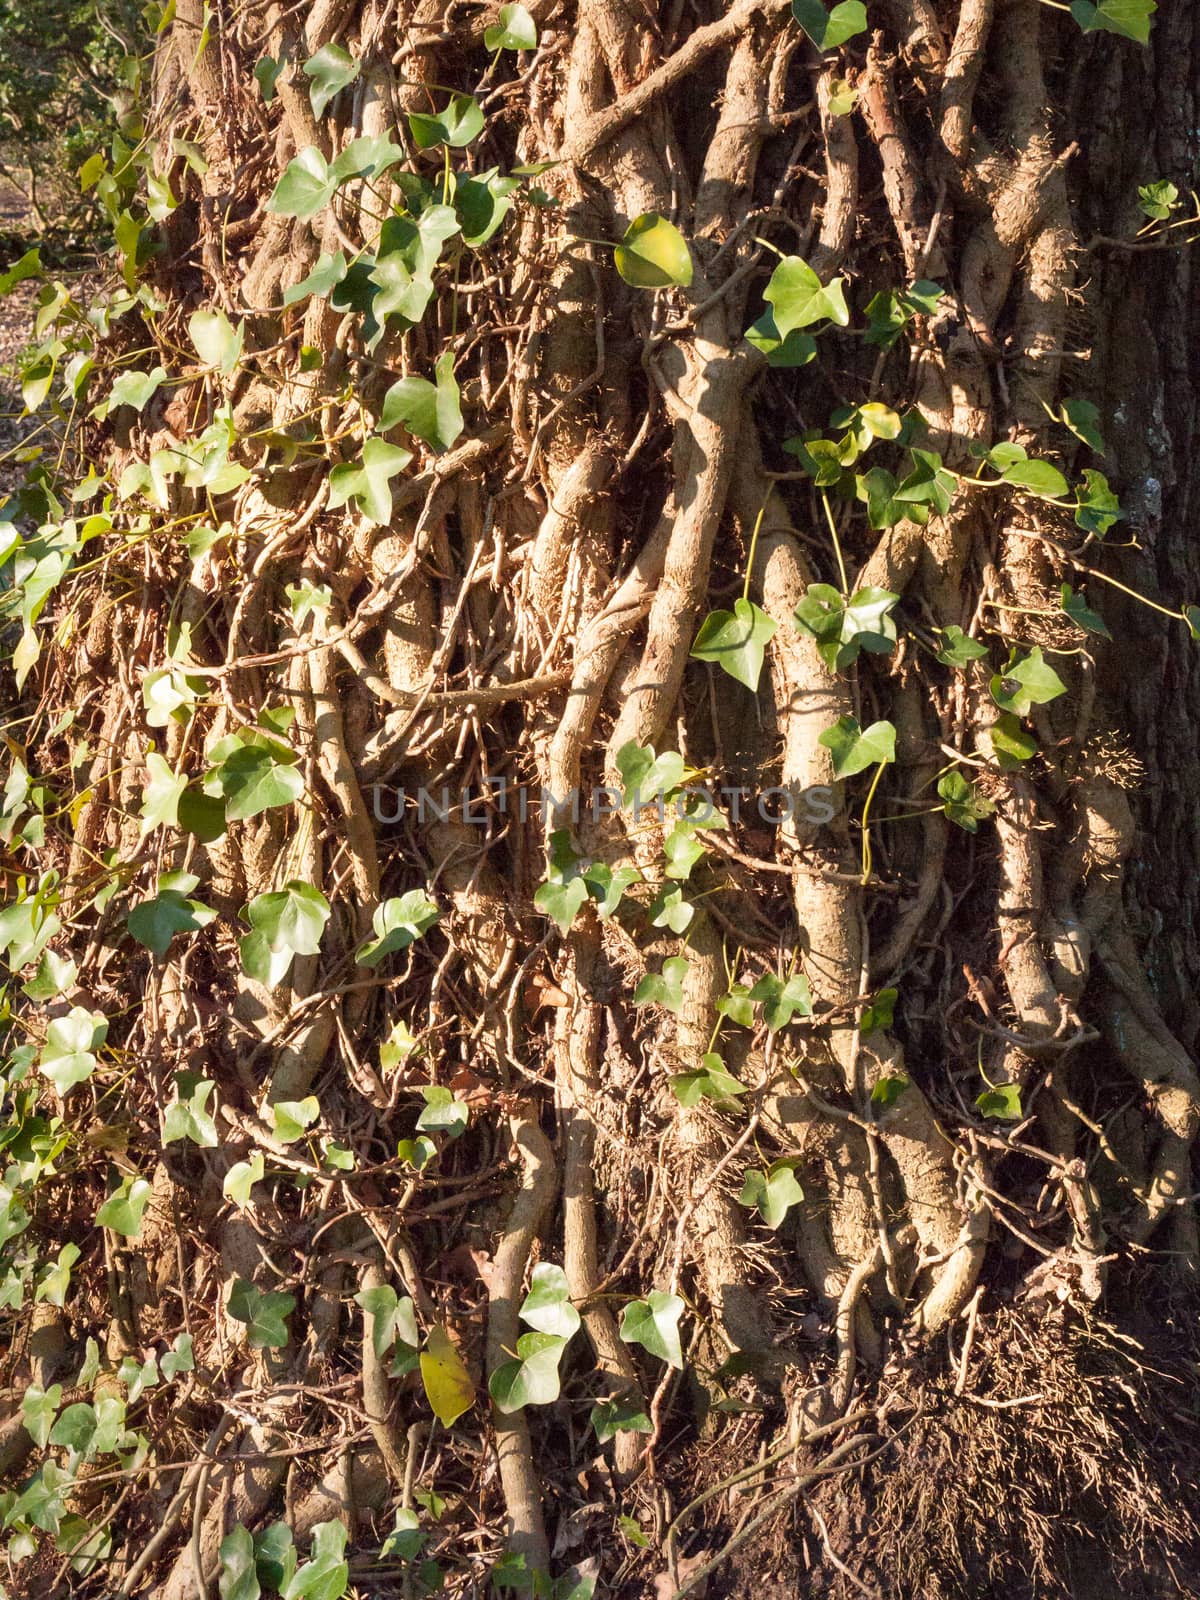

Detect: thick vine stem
486,1110,558,1576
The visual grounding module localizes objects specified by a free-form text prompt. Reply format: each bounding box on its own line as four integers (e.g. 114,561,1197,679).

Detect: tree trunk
3,1,1200,1597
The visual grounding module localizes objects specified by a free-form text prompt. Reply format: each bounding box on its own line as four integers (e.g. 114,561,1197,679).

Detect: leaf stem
859,760,887,885
820,489,850,595
742,496,768,604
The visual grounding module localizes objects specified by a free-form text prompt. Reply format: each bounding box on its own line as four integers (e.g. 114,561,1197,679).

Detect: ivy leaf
415,1084,470,1138
420,1325,476,1426
938,771,995,833
255,1524,297,1595
223,1153,264,1209
591,1397,652,1442
39,1006,107,1093
716,983,755,1027
398,1135,438,1170
1075,468,1122,536
162,1332,195,1379
107,365,168,413
988,443,1069,500
283,251,348,307
356,890,439,966
669,1052,746,1107
856,465,907,530
534,875,588,934
520,1263,581,1338
489,1331,569,1411
408,94,485,150
266,147,340,219
189,309,243,374
240,881,331,988
690,597,776,690
763,255,850,334
217,744,303,821
139,751,188,839
303,42,359,118
620,1291,684,1368
1060,583,1111,638
271,1097,320,1143
355,1284,420,1364
792,0,868,50
990,647,1067,716
1059,398,1105,452
380,352,463,451
485,4,537,49
663,820,707,881
818,715,896,777
739,1163,804,1229
1137,178,1178,221
286,580,332,625
863,279,943,348
127,878,217,958
327,436,413,525
583,862,640,919
894,448,955,519
97,1176,152,1238
793,583,899,671
614,213,693,289
861,987,897,1033
1069,0,1156,44
282,1520,349,1600
936,625,988,668
633,955,690,1014
976,1082,1024,1121
218,1524,261,1600
227,1280,295,1349
615,741,687,808
870,1074,910,1109
744,310,818,367
163,1074,219,1147
648,885,694,934
749,972,812,1031
21,1384,62,1447
991,713,1038,769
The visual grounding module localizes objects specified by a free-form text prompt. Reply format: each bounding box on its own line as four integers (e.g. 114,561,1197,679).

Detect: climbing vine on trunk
1,0,1199,1596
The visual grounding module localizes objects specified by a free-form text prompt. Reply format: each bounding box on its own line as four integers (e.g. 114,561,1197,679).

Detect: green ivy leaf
583,862,640,919
283,251,348,307
936,625,988,668
988,443,1069,500
861,987,897,1033
669,1052,746,1107
107,365,168,413
380,352,463,451
97,1176,152,1238
162,1332,195,1379
614,213,693,289
254,57,283,103
327,436,413,525
127,878,217,958
356,889,439,966
793,583,899,671
520,1262,581,1338
271,1097,320,1143
139,750,188,838
489,1331,569,1411
818,715,896,777
991,713,1038,769
739,1162,804,1229
218,1524,261,1600
1074,468,1122,536
255,1524,297,1595
1137,178,1178,221
749,971,812,1031
976,1082,1024,1121
21,1383,62,1447
716,982,755,1027
990,647,1067,716
355,1284,420,1366
303,42,360,118
240,881,331,987
616,741,687,809
189,309,244,374
690,597,777,690
1060,583,1111,638
763,255,850,335
620,1291,684,1368
415,1084,470,1138
485,3,537,50
286,580,332,625
534,875,588,934
163,1074,219,1147
267,147,340,219
870,1073,910,1109
223,1153,265,1209
1058,398,1105,451
633,955,690,1014
408,94,485,150
590,1397,652,1442
39,1006,107,1093
397,1135,438,1170
663,820,707,881
227,1280,295,1349
217,743,303,821
863,279,943,348
1069,0,1156,43
282,1519,349,1600
791,0,868,50
938,770,995,833
894,448,955,519
744,309,818,367
648,885,694,934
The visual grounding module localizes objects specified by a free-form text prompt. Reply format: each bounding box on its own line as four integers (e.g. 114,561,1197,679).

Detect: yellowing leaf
420,1325,475,1426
